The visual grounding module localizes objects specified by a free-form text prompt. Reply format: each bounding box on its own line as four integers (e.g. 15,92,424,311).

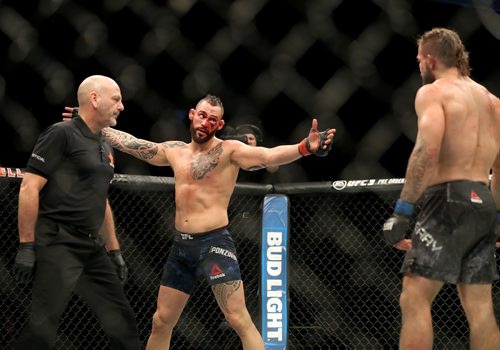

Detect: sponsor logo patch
210,264,226,280
31,153,45,163
470,190,482,204
108,153,115,168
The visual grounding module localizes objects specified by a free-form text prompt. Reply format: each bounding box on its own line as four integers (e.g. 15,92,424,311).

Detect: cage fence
1,172,500,349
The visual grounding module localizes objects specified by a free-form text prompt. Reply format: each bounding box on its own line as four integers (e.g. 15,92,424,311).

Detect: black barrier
1,169,499,349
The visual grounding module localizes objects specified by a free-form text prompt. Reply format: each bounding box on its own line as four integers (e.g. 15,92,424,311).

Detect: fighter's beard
190,124,217,144
422,64,435,85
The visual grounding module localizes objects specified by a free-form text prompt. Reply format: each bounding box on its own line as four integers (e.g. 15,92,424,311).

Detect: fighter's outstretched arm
102,128,171,166
232,118,335,170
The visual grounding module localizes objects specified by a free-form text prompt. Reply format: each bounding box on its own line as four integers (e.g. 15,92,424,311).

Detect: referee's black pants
16,222,142,350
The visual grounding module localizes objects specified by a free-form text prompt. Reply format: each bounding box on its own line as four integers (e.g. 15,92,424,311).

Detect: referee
13,75,141,349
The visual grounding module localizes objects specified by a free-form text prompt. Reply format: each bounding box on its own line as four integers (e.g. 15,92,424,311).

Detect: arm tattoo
161,141,186,149
102,128,158,160
191,143,223,179
400,145,433,202
212,280,241,313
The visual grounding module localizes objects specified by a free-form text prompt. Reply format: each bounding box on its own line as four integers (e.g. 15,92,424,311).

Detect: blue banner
261,194,288,349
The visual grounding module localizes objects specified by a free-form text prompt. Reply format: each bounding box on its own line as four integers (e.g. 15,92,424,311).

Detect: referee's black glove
13,242,36,284
108,249,128,284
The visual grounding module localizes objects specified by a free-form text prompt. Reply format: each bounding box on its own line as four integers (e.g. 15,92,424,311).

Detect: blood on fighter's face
190,115,219,144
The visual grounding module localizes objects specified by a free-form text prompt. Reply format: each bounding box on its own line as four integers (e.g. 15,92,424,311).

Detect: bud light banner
261,194,289,349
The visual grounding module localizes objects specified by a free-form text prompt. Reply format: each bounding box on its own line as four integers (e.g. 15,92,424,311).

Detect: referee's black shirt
26,116,115,233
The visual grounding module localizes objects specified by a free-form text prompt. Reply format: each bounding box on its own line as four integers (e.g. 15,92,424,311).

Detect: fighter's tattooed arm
102,128,187,165
102,128,159,160
400,85,445,204
400,142,434,203
212,280,242,313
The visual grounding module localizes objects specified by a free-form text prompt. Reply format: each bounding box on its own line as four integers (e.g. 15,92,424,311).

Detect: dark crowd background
0,0,499,183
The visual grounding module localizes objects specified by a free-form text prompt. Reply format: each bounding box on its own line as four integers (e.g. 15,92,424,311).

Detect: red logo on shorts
211,264,223,276
108,153,115,168
470,190,482,204
210,264,226,280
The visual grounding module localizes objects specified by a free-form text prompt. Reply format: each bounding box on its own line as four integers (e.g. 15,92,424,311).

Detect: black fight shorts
161,227,242,294
402,180,499,284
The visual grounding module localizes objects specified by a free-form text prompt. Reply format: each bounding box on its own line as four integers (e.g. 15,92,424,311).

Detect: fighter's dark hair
197,94,224,115
417,27,470,77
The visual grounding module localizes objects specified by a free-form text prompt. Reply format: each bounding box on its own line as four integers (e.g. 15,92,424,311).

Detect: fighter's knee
225,312,251,333
399,289,408,305
151,309,177,331
399,289,414,311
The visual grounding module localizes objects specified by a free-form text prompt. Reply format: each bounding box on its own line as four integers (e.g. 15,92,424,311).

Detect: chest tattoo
191,143,223,179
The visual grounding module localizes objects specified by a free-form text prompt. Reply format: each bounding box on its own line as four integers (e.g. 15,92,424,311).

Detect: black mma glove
13,242,36,284
108,249,128,284
298,129,332,157
382,199,415,245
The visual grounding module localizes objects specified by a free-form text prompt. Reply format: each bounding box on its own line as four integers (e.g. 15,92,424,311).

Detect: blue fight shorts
161,226,242,294
402,180,499,284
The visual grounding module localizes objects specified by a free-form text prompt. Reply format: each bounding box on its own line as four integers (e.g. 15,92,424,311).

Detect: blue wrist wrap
496,212,500,223
394,199,414,216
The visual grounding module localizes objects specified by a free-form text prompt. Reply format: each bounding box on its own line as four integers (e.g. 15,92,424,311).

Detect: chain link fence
2,1,499,183
1,171,500,349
